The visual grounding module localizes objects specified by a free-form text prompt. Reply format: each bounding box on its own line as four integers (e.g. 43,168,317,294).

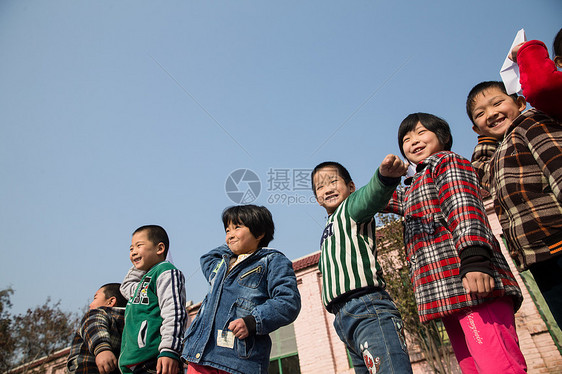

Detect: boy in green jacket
119,225,188,374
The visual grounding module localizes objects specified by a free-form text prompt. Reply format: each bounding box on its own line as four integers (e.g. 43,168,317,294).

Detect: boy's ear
554,56,562,69
107,296,117,307
348,181,356,193
156,242,166,255
516,96,527,112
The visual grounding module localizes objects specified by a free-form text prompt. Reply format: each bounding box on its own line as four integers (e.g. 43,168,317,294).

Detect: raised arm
347,155,406,222
120,266,145,300
200,244,231,281
517,40,562,119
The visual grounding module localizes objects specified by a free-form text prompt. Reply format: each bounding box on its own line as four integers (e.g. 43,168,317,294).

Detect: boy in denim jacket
182,205,301,374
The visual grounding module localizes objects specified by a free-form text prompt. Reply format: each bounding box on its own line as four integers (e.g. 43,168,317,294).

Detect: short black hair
311,161,353,197
222,205,274,248
554,28,562,58
133,225,169,257
466,81,519,124
100,283,128,307
398,113,453,160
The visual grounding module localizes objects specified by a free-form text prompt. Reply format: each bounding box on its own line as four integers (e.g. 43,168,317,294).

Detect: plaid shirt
472,109,562,270
386,151,522,322
67,307,125,374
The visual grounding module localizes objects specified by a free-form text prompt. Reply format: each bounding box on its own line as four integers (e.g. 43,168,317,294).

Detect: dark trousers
132,358,158,374
528,255,562,328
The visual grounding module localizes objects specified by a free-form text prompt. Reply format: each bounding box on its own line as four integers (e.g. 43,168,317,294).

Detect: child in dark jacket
468,80,562,328
67,283,127,374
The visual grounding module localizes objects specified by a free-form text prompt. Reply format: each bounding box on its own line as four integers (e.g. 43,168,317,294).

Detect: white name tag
216,330,235,349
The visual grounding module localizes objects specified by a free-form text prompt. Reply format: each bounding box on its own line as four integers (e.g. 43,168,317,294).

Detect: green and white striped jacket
318,169,398,311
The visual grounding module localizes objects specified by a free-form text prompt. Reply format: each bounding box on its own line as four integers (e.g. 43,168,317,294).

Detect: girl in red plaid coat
385,113,525,373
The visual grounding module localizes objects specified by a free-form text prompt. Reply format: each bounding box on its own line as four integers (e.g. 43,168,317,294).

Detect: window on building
268,323,301,374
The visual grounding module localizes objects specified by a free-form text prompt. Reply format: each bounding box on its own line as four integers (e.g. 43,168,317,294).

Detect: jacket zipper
240,265,262,279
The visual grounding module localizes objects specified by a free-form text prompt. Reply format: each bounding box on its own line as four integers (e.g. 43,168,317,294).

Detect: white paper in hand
500,28,526,95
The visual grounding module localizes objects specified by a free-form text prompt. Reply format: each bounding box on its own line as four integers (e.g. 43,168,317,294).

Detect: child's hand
157,356,180,374
462,271,495,298
509,42,525,63
95,350,118,374
228,318,249,339
379,154,408,178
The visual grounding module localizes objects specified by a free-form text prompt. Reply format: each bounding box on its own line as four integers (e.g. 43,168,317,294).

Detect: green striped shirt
318,170,397,308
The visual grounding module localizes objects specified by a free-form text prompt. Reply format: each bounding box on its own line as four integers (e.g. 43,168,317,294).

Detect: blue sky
1,1,560,315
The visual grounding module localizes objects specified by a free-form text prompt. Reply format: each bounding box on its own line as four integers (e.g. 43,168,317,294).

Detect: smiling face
129,229,165,271
470,87,526,139
225,221,263,256
402,122,445,165
313,167,356,215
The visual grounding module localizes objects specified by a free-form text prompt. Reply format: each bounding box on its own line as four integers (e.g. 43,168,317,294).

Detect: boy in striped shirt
312,155,413,374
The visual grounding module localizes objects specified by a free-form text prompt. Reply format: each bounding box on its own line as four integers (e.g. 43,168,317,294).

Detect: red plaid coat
386,151,522,323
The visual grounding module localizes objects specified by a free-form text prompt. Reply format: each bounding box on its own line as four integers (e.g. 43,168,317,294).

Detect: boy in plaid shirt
67,283,127,374
468,81,562,327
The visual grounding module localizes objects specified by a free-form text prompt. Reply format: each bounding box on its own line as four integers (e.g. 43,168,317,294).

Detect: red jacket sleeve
518,40,562,120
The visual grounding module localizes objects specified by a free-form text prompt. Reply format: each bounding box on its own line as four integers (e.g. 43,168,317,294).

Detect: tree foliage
0,289,80,372
376,213,457,374
0,288,16,373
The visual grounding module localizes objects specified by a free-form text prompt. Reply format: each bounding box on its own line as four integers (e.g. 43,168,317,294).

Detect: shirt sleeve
156,268,188,359
79,309,113,356
120,266,146,300
433,153,495,256
525,115,562,201
346,168,400,222
518,40,562,120
471,136,499,191
384,188,405,216
251,254,301,336
200,244,231,282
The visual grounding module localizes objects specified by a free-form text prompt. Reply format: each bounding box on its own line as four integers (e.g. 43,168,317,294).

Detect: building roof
7,347,70,374
292,251,320,271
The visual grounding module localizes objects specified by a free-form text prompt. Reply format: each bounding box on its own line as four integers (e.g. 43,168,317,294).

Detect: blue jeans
332,290,413,374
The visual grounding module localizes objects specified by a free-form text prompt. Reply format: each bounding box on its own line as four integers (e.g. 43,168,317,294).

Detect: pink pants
441,297,527,373
186,362,230,374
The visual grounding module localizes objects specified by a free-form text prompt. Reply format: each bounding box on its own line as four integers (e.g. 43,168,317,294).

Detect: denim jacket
182,244,301,374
